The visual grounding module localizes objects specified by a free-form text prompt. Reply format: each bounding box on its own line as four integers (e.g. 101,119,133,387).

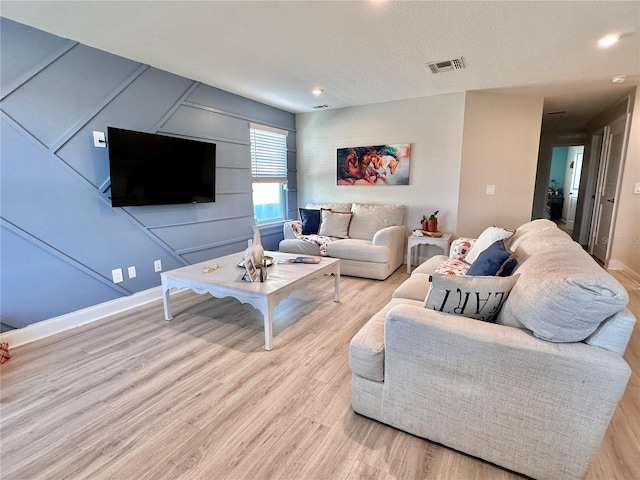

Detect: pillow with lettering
423,272,519,322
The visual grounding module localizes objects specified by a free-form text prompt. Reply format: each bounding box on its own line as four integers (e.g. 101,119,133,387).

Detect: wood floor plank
1,268,638,479
242,416,331,480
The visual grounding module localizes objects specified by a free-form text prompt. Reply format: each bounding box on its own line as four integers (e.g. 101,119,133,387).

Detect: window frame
249,123,289,224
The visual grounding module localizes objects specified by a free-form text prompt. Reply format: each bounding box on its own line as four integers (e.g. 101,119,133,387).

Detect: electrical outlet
634,182,640,195
486,185,496,195
154,260,162,272
112,268,124,283
128,266,137,279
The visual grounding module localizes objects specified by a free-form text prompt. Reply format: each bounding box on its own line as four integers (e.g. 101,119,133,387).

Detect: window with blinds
249,123,288,223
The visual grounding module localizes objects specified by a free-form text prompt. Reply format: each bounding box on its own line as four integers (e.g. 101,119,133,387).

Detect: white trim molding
608,259,640,284
0,287,162,348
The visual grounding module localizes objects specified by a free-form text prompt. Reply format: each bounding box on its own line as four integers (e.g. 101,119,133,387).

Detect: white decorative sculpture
252,227,264,266
243,226,266,281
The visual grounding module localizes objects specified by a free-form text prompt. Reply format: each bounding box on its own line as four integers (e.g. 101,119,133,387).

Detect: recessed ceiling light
611,75,626,83
598,34,620,48
312,88,323,96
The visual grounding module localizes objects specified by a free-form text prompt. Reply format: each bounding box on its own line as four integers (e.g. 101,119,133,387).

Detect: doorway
588,114,630,264
547,145,584,233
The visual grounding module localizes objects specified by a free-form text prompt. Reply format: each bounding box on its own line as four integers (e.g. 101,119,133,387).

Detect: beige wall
295,93,466,237
456,92,544,237
610,88,640,278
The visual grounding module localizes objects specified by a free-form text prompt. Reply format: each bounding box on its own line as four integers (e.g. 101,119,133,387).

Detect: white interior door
589,115,629,263
565,151,583,230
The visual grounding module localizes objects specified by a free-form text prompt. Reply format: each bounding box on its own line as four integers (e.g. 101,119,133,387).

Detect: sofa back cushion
498,248,629,342
508,218,557,249
348,203,406,241
510,224,575,262
306,202,352,213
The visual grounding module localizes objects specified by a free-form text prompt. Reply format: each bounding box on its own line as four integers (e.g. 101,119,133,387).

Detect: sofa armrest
283,220,302,240
372,225,405,248
381,303,631,480
373,225,406,271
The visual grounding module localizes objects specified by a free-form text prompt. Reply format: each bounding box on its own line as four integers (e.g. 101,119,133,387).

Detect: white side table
406,233,452,273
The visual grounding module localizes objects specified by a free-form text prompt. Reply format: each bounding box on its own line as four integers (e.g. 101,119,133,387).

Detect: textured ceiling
2,1,639,130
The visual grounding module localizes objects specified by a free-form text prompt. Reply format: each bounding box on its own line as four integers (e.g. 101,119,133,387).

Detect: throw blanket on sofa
290,221,337,256
433,237,476,276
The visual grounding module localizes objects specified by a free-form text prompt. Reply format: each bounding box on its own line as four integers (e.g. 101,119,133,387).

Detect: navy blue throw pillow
467,239,517,277
299,208,321,235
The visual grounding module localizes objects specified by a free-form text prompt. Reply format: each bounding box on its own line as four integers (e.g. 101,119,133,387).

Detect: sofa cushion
318,209,352,238
278,238,322,256
498,248,629,342
423,272,519,323
467,239,517,277
508,218,558,250
348,203,406,241
412,255,450,276
326,239,390,263
465,226,514,264
306,202,352,213
299,208,321,235
349,298,423,382
584,308,636,356
434,257,471,276
509,226,575,263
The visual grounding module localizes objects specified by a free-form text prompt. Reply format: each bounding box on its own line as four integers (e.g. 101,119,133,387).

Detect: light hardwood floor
1,269,639,479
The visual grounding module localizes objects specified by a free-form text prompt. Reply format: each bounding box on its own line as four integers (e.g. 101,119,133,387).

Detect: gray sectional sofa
279,202,406,280
349,219,635,480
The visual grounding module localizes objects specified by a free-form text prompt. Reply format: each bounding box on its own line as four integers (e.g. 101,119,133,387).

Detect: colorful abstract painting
337,144,411,185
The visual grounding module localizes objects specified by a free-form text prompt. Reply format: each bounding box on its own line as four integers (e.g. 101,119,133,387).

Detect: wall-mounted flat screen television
107,127,216,207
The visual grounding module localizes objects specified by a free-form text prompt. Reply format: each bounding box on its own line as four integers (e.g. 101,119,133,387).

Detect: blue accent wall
0,18,297,328
549,146,568,192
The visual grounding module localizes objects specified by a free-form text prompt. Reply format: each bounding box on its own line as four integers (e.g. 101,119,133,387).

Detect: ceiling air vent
426,58,465,74
312,104,330,109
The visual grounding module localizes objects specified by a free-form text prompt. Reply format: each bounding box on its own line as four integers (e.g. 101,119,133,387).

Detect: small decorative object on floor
0,342,10,364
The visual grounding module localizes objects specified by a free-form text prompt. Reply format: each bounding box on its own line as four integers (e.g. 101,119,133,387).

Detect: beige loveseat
279,202,406,280
349,219,635,480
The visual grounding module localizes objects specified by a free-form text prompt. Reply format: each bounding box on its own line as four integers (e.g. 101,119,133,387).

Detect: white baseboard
608,260,640,283
0,287,163,348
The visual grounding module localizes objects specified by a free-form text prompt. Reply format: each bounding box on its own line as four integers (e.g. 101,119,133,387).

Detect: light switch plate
128,266,137,279
93,131,106,148
486,185,496,195
634,182,640,195
112,268,123,283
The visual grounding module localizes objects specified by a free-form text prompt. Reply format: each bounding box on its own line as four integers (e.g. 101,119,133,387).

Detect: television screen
107,127,216,207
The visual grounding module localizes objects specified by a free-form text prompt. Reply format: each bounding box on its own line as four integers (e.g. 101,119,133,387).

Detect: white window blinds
250,123,288,183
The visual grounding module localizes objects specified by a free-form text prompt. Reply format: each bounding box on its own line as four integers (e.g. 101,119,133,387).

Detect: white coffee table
161,251,340,350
